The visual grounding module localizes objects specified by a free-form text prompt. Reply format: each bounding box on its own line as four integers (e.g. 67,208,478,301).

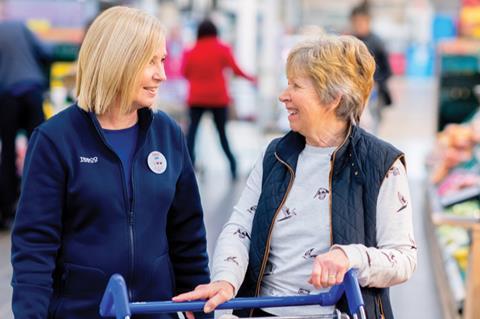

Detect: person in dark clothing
0,19,52,229
182,19,256,180
350,4,393,108
11,7,210,319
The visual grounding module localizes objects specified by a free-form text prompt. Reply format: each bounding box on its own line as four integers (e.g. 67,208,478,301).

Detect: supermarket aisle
378,77,442,318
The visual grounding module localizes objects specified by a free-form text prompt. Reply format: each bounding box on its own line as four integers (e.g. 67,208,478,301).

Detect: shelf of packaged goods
425,187,462,319
426,184,480,319
464,223,480,318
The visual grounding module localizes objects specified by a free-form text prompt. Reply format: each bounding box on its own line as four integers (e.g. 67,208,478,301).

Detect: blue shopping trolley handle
100,269,364,319
99,274,131,318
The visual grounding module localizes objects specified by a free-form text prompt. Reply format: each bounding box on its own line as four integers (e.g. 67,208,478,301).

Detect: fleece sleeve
166,129,210,293
11,129,66,319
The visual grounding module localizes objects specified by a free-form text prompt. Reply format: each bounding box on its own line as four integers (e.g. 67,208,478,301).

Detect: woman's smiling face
132,39,167,109
278,75,334,136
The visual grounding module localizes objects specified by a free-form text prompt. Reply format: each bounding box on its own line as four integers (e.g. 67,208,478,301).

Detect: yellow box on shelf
50,62,76,88
26,19,51,33
460,6,480,39
43,101,55,120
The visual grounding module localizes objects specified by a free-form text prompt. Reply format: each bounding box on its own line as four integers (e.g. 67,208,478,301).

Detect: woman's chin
135,98,155,109
288,123,300,133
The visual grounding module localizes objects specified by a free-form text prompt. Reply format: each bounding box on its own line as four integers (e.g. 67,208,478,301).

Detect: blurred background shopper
350,2,393,109
182,18,256,180
0,16,51,230
10,6,210,318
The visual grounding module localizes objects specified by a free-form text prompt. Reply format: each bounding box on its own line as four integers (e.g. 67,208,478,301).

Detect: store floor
0,76,443,318
377,77,443,318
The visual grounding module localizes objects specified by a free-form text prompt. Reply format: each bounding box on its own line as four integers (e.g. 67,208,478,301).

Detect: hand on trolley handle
99,268,365,319
172,280,235,319
308,248,350,289
171,248,350,318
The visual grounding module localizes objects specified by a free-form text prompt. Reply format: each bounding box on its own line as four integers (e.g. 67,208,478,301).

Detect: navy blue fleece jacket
11,105,210,318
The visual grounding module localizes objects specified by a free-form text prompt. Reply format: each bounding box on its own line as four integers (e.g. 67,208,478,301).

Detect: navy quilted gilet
236,125,404,319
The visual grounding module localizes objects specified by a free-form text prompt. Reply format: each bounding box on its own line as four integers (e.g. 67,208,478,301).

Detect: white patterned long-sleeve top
211,145,417,316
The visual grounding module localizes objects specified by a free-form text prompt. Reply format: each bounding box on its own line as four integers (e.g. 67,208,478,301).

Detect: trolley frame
99,269,365,319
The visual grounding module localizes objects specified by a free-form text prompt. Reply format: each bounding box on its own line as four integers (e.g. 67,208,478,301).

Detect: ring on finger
328,274,336,279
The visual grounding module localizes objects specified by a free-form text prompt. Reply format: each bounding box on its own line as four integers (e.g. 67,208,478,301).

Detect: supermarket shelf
432,213,480,227
36,27,84,44
429,185,480,227
464,224,480,317
425,184,462,319
426,183,480,319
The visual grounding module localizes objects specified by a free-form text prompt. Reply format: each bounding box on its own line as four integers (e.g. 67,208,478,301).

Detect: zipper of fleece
87,113,137,300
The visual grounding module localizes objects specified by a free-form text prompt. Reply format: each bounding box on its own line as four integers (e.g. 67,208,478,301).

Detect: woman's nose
154,66,167,82
279,89,290,103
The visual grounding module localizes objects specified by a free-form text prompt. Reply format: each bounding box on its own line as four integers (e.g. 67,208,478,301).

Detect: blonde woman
11,6,210,318
174,35,417,319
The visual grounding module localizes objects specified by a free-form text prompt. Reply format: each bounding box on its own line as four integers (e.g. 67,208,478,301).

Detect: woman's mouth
144,86,158,95
287,108,298,120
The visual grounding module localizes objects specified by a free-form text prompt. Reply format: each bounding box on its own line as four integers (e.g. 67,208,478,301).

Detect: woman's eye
288,81,299,89
149,59,156,65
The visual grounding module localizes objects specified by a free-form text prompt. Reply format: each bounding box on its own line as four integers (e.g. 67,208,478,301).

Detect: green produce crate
52,42,79,62
438,73,480,131
440,55,479,75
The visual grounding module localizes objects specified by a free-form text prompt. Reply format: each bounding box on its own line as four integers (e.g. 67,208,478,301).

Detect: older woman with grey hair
174,35,416,319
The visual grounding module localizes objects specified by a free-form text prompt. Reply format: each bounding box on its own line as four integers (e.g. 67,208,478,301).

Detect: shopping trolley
99,269,366,319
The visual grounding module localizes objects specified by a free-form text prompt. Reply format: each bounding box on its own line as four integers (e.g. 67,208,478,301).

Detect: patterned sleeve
333,158,417,287
211,151,265,294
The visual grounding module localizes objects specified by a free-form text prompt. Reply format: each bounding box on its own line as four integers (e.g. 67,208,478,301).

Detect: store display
436,38,480,131
460,4,480,38
427,106,480,318
427,50,480,315
35,29,80,118
437,224,468,302
439,72,480,130
438,176,480,206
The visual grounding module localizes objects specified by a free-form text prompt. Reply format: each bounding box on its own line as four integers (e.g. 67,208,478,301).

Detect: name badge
147,151,167,174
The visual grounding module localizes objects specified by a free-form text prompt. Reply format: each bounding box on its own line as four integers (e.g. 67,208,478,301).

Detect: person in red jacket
182,19,256,180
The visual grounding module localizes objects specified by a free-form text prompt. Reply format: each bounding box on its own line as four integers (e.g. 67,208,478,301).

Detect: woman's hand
172,280,235,319
309,248,350,289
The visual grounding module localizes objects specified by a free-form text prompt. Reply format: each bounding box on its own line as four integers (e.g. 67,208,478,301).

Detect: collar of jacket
78,104,154,150
274,124,365,181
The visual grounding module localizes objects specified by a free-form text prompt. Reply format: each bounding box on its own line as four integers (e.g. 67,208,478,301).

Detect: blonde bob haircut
76,6,165,114
286,34,375,124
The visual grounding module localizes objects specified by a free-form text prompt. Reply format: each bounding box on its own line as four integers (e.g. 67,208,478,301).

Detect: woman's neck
97,108,138,130
305,119,348,148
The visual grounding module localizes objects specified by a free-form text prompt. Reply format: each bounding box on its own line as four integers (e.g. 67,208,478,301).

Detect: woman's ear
329,94,342,110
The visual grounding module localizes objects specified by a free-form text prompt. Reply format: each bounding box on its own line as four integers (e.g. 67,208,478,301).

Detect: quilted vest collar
274,124,360,174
